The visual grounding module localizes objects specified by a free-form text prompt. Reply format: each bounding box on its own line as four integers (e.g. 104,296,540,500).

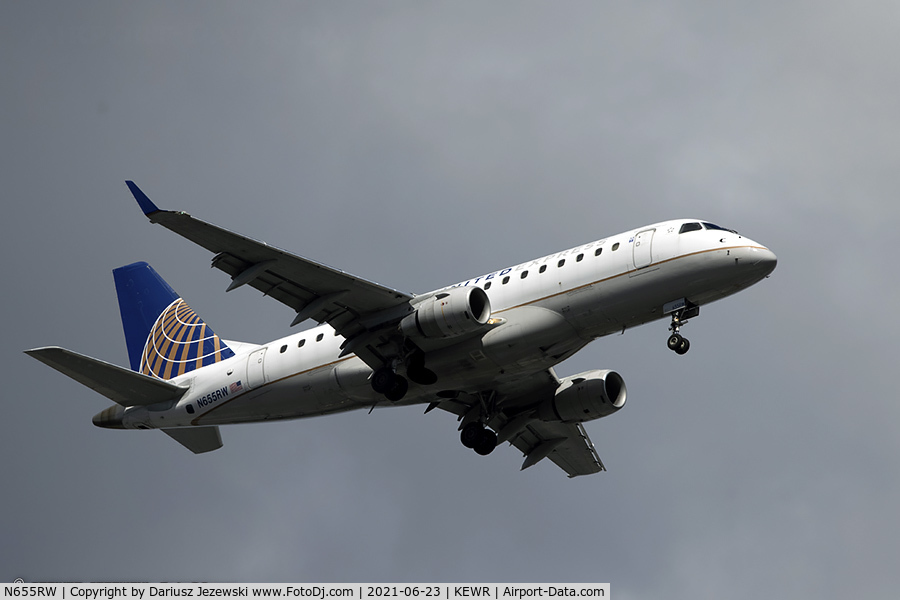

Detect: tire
384,375,408,402
371,367,395,394
460,422,483,449
667,334,683,351
473,429,498,456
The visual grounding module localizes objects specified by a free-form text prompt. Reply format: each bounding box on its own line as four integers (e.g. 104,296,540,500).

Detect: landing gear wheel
460,422,483,449
675,338,690,355
371,367,395,394
384,375,408,402
667,334,683,351
473,428,498,456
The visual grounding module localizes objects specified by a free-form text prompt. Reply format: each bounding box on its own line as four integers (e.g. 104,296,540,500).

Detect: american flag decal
230,381,243,394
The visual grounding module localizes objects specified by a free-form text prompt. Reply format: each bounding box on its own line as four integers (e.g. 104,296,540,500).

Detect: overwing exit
26,182,776,476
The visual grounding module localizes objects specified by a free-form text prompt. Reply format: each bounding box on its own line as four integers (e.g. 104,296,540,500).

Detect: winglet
126,180,161,215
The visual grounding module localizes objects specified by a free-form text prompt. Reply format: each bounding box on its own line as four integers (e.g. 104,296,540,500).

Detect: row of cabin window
279,330,337,354
279,240,628,351
483,242,620,290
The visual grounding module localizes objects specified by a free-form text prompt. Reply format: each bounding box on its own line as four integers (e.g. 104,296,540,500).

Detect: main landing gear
370,349,437,402
460,422,498,456
455,390,500,456
370,350,438,402
665,300,699,355
371,366,408,402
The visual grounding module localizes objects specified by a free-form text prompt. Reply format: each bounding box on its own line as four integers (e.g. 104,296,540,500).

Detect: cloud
3,2,900,598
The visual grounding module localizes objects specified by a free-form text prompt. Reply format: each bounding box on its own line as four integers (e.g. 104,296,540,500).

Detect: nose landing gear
664,299,699,355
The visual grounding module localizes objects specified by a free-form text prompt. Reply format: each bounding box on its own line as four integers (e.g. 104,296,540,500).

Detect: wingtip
125,180,161,215
24,346,58,357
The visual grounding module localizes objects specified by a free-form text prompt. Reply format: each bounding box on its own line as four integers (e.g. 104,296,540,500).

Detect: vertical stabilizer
113,262,234,378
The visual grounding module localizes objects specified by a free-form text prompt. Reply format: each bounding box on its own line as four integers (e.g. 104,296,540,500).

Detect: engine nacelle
400,286,491,339
538,369,627,423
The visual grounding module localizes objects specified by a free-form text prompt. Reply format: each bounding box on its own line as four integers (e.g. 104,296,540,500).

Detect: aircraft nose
754,246,778,275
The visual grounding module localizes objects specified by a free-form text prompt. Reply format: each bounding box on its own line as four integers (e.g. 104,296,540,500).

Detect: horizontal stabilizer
162,427,223,454
24,346,189,407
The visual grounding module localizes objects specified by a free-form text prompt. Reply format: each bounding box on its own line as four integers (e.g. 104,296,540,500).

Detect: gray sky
3,2,899,598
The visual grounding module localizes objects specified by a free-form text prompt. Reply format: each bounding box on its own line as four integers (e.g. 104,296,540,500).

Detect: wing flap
433,367,607,477
25,346,189,407
510,421,605,477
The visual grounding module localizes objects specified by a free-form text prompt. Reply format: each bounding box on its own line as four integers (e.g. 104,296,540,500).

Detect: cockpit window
679,222,702,234
702,222,737,233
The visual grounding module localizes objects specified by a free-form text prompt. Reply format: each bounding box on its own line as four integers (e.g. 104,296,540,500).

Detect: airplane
25,181,777,476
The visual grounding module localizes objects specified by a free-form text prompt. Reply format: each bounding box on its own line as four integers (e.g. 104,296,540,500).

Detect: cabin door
247,347,267,389
633,229,655,269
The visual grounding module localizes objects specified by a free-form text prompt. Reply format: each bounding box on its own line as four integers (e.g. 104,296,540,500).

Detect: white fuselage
119,219,776,431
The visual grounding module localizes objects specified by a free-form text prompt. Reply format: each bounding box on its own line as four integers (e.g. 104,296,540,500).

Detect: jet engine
538,369,627,423
400,286,491,339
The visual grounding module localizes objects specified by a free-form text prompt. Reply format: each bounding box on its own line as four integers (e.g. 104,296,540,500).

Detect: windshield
703,222,738,234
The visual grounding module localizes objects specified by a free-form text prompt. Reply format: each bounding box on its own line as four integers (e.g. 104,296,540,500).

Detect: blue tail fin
113,262,235,379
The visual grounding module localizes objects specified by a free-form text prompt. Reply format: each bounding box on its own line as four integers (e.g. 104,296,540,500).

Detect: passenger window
679,222,703,234
484,281,492,290
298,339,305,348
558,259,565,268
539,265,547,273
521,270,528,279
576,253,583,262
280,345,287,353
316,333,324,342
595,248,603,256
612,242,619,251
502,276,510,284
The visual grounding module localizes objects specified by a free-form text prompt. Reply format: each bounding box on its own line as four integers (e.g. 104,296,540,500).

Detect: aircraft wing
509,420,605,477
126,181,414,367
436,369,606,477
